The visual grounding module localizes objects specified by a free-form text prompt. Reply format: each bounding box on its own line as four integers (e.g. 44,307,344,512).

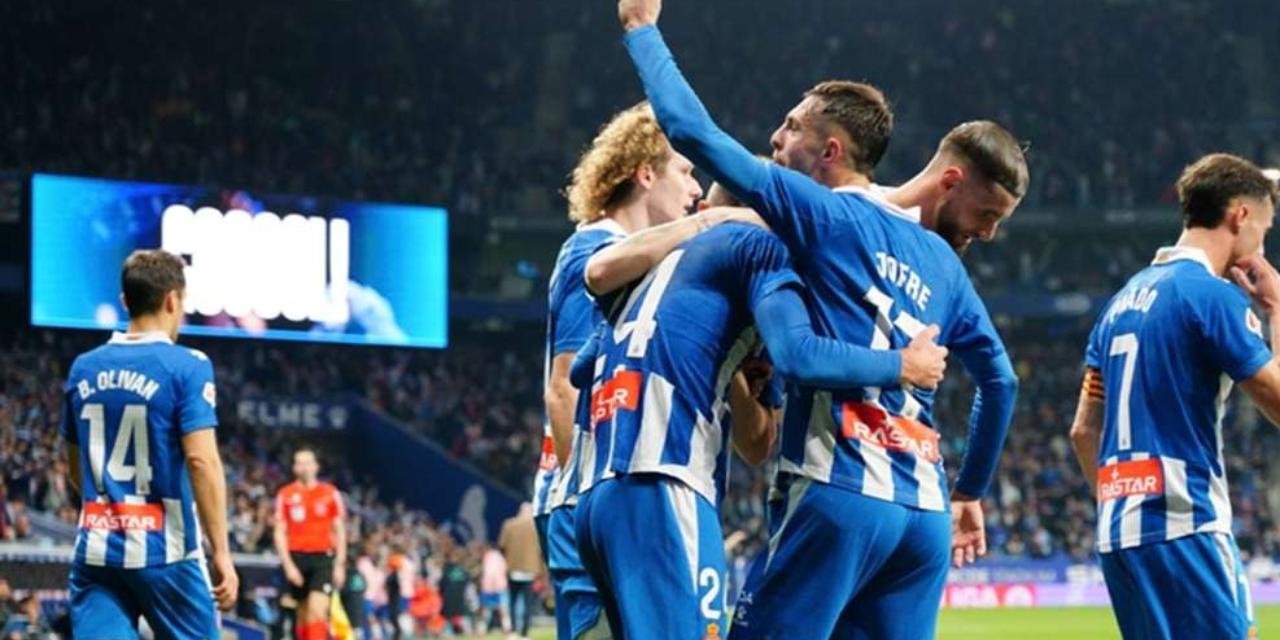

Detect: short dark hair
121,250,186,317
940,121,1030,198
1177,153,1278,229
804,81,893,177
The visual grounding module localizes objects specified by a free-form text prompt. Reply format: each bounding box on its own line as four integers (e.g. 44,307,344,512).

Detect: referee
274,448,347,640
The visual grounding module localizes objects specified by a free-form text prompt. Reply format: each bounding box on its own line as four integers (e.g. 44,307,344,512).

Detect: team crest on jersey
1246,308,1263,338
203,382,217,407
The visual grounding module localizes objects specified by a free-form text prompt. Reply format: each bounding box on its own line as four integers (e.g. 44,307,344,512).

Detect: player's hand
619,0,661,30
739,355,774,399
284,563,304,588
1231,254,1280,314
333,564,347,590
899,325,947,389
210,551,240,612
950,496,987,568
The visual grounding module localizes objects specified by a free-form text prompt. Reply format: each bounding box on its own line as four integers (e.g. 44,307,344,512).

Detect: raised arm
619,9,843,249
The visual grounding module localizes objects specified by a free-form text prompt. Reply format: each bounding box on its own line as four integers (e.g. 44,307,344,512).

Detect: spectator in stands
478,543,512,634
498,502,542,640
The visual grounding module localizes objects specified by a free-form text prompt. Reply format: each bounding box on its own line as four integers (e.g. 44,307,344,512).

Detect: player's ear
1227,198,1250,233
939,166,965,192
164,289,181,315
634,163,656,190
118,294,129,317
820,136,843,167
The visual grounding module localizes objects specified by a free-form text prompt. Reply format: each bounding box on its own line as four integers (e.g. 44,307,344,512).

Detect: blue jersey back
1085,247,1271,552
771,186,1008,512
583,223,800,505
61,332,218,568
533,219,624,516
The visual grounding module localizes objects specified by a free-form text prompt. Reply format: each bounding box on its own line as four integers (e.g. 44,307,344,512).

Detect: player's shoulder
564,218,626,254
277,480,300,497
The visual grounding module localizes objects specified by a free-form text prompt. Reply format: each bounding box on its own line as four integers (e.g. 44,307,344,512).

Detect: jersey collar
1151,246,1216,276
578,218,627,236
108,331,174,345
833,184,923,224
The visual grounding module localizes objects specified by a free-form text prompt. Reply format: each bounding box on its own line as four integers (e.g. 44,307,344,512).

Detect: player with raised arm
533,102,704,640
613,2,1019,638
573,195,949,639
1070,153,1280,639
61,249,237,639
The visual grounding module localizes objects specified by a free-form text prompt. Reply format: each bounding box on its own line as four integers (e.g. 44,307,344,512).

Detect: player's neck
603,201,653,234
298,477,318,487
126,316,172,340
1174,228,1232,277
818,165,870,191
887,172,938,226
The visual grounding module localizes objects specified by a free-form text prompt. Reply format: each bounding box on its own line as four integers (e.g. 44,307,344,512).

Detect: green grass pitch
486,605,1280,639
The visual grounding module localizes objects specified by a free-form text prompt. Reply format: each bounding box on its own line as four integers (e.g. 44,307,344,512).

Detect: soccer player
533,101,703,640
614,2,1019,638
574,203,950,640
61,249,237,639
274,448,347,640
1070,153,1280,639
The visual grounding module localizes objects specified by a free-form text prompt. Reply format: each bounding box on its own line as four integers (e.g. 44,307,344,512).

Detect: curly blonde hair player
566,102,673,223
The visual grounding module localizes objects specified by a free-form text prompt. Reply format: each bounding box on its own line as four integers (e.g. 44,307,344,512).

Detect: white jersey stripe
913,454,945,511
164,497,185,563
122,495,147,569
85,500,109,567
799,392,836,483
1161,457,1193,540
1096,456,1119,554
629,372,675,469
665,479,701,592
859,438,895,502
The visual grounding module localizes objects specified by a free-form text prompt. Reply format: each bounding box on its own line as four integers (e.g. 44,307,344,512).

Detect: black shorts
289,551,334,600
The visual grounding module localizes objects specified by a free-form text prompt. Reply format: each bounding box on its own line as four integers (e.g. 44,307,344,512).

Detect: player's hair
566,102,672,224
1177,153,1279,229
705,182,743,208
293,447,317,461
939,121,1030,198
121,249,186,317
804,81,893,177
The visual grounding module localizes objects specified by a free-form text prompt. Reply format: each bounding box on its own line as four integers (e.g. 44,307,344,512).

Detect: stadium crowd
5,0,1280,226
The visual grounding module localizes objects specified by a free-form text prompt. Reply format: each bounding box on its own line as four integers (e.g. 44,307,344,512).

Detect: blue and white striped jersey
61,332,218,568
580,222,800,506
533,219,624,516
1086,246,1272,553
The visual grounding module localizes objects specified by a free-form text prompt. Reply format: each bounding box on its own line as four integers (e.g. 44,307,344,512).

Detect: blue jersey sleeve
740,228,902,388
570,323,605,390
1084,312,1105,370
624,26,857,251
946,279,1019,498
177,351,218,434
1194,285,1273,381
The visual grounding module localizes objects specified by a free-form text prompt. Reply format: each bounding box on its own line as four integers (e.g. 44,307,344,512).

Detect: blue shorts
547,504,607,639
730,476,951,640
1100,532,1255,639
480,591,506,609
577,474,727,640
69,559,217,640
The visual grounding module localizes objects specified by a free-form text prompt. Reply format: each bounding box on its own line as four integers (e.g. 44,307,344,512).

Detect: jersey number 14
81,403,153,496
